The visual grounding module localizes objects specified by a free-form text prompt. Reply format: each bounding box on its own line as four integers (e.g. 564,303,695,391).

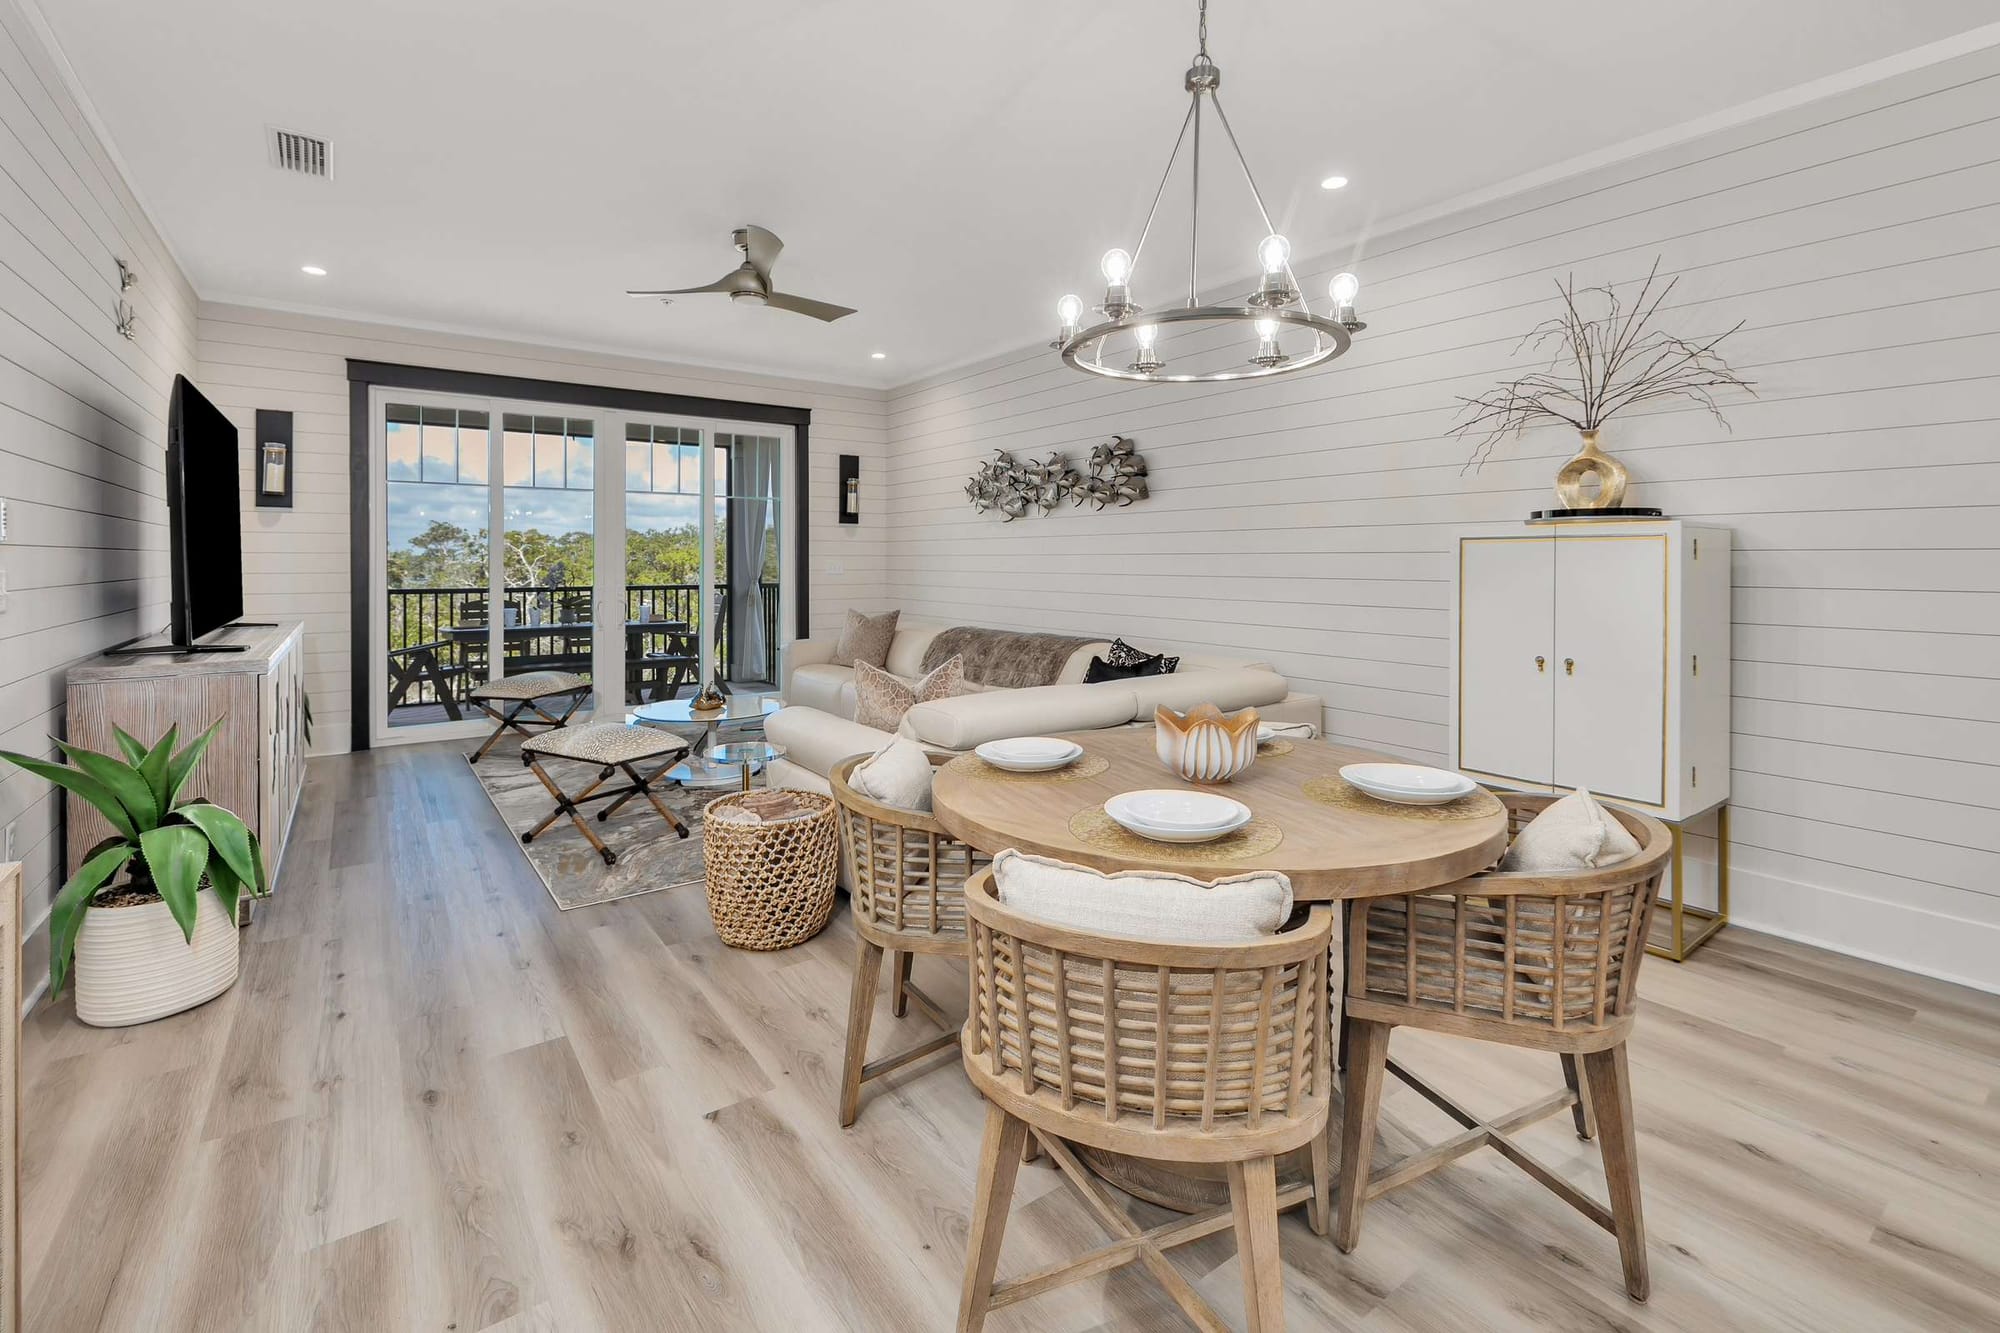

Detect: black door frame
347,359,811,754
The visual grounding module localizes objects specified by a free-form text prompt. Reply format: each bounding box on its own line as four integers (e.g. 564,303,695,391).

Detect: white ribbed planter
73,887,239,1027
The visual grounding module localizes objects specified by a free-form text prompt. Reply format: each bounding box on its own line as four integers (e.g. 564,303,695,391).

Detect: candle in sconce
260,442,287,495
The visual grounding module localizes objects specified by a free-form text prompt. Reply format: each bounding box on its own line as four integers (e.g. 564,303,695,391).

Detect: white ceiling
43,1,1998,387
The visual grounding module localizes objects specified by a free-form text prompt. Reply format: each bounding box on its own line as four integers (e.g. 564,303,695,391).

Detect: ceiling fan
626,225,856,322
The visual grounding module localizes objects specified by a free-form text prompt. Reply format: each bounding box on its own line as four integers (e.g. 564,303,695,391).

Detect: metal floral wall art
964,436,1148,520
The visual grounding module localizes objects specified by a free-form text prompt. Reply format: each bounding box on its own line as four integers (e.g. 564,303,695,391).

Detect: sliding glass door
371,387,793,746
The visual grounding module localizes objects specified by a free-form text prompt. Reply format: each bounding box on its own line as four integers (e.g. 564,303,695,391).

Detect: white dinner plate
1105,789,1250,832
1339,763,1479,806
975,737,1084,772
1106,803,1253,844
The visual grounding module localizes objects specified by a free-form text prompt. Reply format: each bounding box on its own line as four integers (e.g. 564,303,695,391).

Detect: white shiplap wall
0,0,199,997
881,48,2000,990
196,304,894,757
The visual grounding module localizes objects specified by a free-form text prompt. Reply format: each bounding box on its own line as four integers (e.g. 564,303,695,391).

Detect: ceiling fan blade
626,273,736,297
736,225,784,280
764,291,857,323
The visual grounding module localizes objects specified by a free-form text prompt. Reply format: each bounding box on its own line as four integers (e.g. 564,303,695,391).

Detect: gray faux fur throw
921,625,1100,689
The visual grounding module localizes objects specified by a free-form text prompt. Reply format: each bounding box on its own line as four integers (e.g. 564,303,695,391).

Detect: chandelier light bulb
1057,293,1084,326
1100,249,1134,286
1135,323,1158,351
1258,234,1291,275
1254,317,1279,338
1329,272,1360,305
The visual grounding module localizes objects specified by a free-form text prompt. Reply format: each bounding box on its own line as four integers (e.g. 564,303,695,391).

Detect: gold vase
1553,429,1628,510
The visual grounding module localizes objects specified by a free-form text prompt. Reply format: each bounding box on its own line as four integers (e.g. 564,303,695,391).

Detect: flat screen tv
165,375,245,646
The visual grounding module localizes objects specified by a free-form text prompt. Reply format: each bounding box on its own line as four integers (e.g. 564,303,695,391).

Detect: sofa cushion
831,608,900,669
993,849,1294,944
789,662,858,718
848,737,936,812
901,681,1140,751
765,705,896,779
1121,667,1290,715
855,655,966,731
884,622,952,679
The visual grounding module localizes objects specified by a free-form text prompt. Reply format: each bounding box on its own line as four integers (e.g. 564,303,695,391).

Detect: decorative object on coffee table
1450,258,1754,516
0,722,268,1027
1154,702,1260,783
689,667,729,713
702,789,839,950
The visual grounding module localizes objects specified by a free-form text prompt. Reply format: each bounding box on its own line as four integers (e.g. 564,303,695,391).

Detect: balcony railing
385,581,779,718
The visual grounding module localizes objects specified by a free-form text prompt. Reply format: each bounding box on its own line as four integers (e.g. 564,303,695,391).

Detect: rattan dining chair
1334,792,1673,1301
958,866,1335,1333
830,752,984,1128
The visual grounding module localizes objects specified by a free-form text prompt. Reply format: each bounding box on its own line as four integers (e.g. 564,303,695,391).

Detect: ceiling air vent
267,127,331,179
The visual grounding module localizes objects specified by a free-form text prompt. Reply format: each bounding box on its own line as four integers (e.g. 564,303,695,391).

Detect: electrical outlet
0,496,8,540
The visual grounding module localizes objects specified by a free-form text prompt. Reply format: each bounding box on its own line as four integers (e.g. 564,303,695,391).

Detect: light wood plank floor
20,744,2000,1331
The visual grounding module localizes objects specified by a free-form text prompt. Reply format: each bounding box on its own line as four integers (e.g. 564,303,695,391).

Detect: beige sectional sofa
764,619,1323,793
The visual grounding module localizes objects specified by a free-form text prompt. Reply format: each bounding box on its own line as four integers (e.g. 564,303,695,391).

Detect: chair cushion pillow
992,848,1293,944
1500,788,1641,872
831,608,900,669
854,654,965,732
848,737,936,812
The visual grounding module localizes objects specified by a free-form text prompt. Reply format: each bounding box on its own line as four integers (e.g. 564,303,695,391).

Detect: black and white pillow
1084,638,1180,683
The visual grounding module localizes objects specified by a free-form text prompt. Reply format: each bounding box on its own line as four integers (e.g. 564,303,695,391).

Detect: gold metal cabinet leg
1647,804,1728,962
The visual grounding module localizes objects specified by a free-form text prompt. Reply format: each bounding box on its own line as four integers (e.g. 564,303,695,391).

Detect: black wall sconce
838,453,860,524
256,408,294,508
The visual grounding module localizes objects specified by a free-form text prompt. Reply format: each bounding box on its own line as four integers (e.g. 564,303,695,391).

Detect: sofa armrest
779,636,839,701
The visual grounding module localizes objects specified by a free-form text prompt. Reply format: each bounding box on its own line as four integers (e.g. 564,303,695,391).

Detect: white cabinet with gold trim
1447,522,1730,823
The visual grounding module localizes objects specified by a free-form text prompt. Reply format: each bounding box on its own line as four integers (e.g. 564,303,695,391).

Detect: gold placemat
1256,738,1296,756
1302,777,1502,821
1067,808,1284,863
945,752,1111,784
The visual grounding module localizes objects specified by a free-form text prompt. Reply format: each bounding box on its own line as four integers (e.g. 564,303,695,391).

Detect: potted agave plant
1,721,267,1026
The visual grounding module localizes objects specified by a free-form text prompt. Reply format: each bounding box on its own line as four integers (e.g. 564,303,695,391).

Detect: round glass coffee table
709,741,785,793
630,695,782,788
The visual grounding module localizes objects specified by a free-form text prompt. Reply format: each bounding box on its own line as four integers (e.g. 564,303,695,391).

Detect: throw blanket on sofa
920,626,1100,689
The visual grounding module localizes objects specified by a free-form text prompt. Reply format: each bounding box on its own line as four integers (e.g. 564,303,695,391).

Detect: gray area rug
469,736,717,910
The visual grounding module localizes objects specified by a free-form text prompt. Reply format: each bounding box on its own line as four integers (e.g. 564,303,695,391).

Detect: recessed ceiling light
1319,175,1349,191
301,264,328,276
870,351,887,360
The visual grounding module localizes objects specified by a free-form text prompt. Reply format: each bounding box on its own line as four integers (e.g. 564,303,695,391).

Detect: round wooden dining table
931,724,1511,1212
932,726,1508,902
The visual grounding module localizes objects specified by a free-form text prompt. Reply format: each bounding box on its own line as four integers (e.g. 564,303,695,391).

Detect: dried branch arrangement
965,436,1148,520
1451,260,1755,471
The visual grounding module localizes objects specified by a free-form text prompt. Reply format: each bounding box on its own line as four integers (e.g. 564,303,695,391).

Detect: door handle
1535,655,1546,673
1564,657,1575,676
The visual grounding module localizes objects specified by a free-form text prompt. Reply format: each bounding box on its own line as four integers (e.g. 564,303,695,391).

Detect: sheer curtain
726,436,780,683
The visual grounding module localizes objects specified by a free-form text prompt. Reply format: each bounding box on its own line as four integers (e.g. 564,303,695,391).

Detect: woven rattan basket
701,790,839,950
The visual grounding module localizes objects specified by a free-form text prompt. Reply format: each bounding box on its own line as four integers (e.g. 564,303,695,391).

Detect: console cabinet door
1553,534,1668,807
1457,537,1554,787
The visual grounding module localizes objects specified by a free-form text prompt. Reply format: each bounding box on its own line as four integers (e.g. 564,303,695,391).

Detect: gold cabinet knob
1535,655,1546,673
1564,657,1576,676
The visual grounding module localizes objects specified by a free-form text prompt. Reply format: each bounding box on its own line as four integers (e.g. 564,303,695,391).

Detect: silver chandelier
1051,0,1364,384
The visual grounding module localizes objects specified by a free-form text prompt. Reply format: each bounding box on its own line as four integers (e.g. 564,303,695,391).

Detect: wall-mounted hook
115,300,137,340
116,259,137,291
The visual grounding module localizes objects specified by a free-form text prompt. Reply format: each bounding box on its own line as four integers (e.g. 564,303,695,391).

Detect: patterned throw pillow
1084,638,1180,683
854,654,965,732
831,608,900,668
